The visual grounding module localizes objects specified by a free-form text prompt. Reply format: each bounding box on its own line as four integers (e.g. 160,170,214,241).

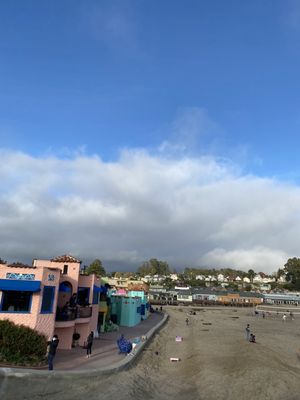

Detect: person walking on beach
282,314,287,323
46,335,59,371
185,317,189,326
245,324,250,341
86,331,94,358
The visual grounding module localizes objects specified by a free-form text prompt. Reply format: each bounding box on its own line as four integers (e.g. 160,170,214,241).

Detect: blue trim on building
40,286,55,314
0,279,41,292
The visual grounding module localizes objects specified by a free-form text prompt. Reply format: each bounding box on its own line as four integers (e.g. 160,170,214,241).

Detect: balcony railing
55,308,76,321
76,306,92,318
55,306,92,321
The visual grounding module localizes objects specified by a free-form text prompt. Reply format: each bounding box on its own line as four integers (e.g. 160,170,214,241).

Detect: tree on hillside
247,269,255,282
284,258,300,287
137,258,170,276
86,259,106,277
163,277,175,290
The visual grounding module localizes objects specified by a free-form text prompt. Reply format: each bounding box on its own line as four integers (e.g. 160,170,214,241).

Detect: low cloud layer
0,148,299,273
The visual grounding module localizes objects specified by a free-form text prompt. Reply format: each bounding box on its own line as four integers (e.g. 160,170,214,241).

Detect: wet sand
5,307,300,400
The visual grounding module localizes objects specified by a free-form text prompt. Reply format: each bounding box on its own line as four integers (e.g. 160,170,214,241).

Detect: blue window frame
0,290,33,313
92,291,99,305
41,286,55,313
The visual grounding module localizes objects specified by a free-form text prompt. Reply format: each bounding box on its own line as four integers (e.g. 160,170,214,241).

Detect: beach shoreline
2,307,300,400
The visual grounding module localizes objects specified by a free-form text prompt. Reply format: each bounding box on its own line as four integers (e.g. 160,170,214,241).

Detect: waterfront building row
0,255,149,351
149,287,300,306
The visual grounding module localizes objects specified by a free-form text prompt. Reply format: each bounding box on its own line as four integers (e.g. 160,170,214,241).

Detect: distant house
253,274,275,284
253,274,263,283
260,284,271,291
177,289,193,304
108,277,149,293
195,275,205,280
217,292,263,305
149,284,165,292
193,288,218,302
174,285,190,290
277,275,286,283
243,277,251,283
217,274,225,282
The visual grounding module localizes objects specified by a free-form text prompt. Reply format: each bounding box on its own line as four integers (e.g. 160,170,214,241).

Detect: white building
278,275,286,283
253,274,263,283
243,277,251,283
175,285,191,290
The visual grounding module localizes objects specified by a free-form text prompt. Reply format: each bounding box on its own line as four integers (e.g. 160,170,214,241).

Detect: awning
93,285,101,293
0,279,41,292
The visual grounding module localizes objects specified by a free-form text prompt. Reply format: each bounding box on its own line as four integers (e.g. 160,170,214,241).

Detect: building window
77,287,90,306
92,291,99,305
63,265,68,275
0,290,32,312
41,286,55,313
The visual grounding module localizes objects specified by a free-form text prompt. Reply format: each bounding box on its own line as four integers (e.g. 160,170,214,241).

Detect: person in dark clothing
249,334,256,343
47,335,59,370
117,334,132,354
86,331,94,358
69,293,77,308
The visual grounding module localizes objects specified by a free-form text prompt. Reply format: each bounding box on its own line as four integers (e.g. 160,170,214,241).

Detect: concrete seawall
0,313,169,400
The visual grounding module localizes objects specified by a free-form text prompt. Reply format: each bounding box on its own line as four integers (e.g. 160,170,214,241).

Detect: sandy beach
96,306,300,400
3,306,300,400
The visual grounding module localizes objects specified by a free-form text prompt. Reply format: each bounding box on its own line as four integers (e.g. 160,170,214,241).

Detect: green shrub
0,319,47,366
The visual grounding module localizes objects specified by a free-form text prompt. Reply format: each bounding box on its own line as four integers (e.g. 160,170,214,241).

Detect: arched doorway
57,281,73,308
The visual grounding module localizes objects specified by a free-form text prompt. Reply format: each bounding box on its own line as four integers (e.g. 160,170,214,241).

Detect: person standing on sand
282,314,287,323
245,324,250,341
185,317,189,326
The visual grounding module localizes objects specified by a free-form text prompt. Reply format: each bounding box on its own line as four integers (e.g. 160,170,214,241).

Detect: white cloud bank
0,148,299,273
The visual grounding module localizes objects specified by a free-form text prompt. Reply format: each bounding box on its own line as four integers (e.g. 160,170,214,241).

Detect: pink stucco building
0,255,101,350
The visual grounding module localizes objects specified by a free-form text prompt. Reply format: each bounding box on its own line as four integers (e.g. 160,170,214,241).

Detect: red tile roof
50,254,81,263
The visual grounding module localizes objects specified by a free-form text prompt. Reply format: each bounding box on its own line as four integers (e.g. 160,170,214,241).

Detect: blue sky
1,1,300,175
1,1,300,271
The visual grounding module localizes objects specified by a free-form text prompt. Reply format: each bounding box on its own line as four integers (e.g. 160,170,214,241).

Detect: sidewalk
53,311,164,371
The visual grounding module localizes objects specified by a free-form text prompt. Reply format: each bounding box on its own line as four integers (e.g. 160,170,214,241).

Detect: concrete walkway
52,311,164,371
